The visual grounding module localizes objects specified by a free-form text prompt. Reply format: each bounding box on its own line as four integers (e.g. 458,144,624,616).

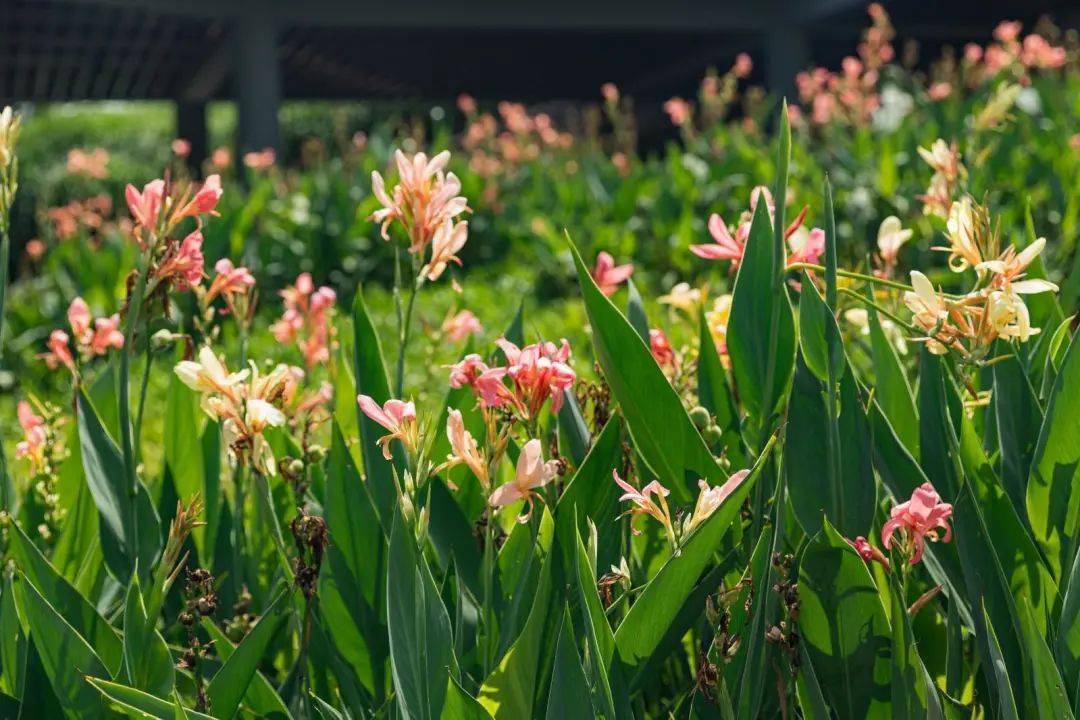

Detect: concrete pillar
175,101,208,174
765,23,810,105
234,16,280,157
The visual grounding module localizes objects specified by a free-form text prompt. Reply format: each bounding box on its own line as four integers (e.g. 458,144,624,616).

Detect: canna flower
649,328,676,369
903,271,951,354
0,106,20,170
732,52,753,79
937,198,984,272
175,346,249,409
420,218,468,281
590,251,635,296
272,273,336,367
125,179,165,230
488,439,558,522
706,294,733,360
876,216,912,269
614,470,676,544
691,214,746,264
88,315,124,355
683,470,749,535
67,148,110,179
15,401,48,470
42,330,75,371
437,409,487,487
370,149,470,255
177,173,223,219
206,258,256,302
927,82,953,101
225,399,287,476
155,230,205,290
171,138,192,158
986,289,1040,342
849,536,891,571
243,148,276,171
787,227,826,266
67,297,92,340
358,395,418,460
442,309,482,342
495,338,576,416
658,282,703,315
664,98,691,126
881,482,953,565
976,237,1058,295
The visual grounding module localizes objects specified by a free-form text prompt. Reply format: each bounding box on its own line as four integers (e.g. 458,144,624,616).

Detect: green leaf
982,603,1021,720
625,278,649,342
888,575,943,720
205,590,292,720
6,520,122,673
387,510,455,720
572,527,625,718
992,347,1042,513
556,390,591,467
443,674,493,720
568,233,725,502
696,309,740,457
1027,327,1080,580
76,389,161,581
544,607,594,720
866,303,918,455
786,358,875,537
351,287,398,537
121,575,174,698
85,677,215,720
426,476,484,603
614,436,773,679
201,620,292,719
1019,596,1075,719
797,519,892,720
0,577,25,699
14,574,110,719
1057,546,1080,712
727,199,796,434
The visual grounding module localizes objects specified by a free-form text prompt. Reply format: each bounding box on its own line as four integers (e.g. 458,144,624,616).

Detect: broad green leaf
572,527,627,718
351,288,398,536
1057,546,1080,712
727,107,796,435
797,519,892,720
426,477,484,603
1027,327,1080,580
85,677,215,720
387,510,455,720
888,574,943,720
1019,597,1075,719
121,576,174,698
164,366,205,556
545,607,593,720
76,389,161,581
556,390,591,467
992,347,1042,513
443,674,493,720
696,309,741,460
795,643,832,720
205,590,292,720
786,357,875,537
866,304,918,455
201,620,292,719
6,520,122,673
625,278,649,342
982,603,1021,720
0,577,24,699
14,574,110,719
568,234,725,502
614,437,772,677
916,349,961,497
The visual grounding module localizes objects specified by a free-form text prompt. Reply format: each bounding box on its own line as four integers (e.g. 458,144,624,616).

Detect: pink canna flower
43,330,75,371
684,470,749,534
488,439,558,522
67,297,92,340
420,219,469,281
850,535,891,571
787,227,826,266
927,82,953,101
614,470,676,544
206,258,256,302
357,394,418,460
591,251,634,296
442,309,483,342
156,230,206,290
496,338,576,416
243,148,276,171
125,179,165,230
437,408,487,488
370,150,470,255
664,98,691,126
15,401,47,467
178,173,223,218
272,273,336,367
172,138,192,158
649,328,675,369
691,214,746,264
881,482,954,565
732,52,753,79
89,315,124,355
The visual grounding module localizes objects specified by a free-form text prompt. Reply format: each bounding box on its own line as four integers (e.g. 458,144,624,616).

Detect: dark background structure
2,0,1078,165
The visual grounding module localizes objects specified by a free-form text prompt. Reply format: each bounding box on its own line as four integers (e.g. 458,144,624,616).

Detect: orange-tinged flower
488,439,558,522
206,258,256,302
683,469,749,534
15,401,47,468
876,216,912,268
125,179,165,230
177,173,223,219
67,297,92,340
420,219,468,281
614,469,676,544
42,330,75,371
881,482,953,565
155,230,205,290
591,251,634,296
89,315,124,355
649,328,675,369
442,309,482,342
358,395,418,460
437,408,487,488
691,213,746,263
370,149,470,255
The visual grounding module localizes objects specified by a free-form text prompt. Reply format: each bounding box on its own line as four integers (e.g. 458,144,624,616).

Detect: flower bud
702,424,724,449
689,406,711,430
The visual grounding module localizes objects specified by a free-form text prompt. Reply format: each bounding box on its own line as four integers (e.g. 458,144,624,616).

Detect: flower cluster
905,197,1057,359
15,398,69,542
917,139,965,218
590,251,635,296
663,53,756,135
271,273,336,367
370,150,471,274
448,338,576,422
691,186,822,269
175,347,292,476
41,297,123,371
882,483,953,565
201,258,257,327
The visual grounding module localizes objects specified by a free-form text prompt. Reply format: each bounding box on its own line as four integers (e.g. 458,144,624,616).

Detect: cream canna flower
420,219,468,281
938,198,984,272
876,216,912,267
175,346,248,408
683,469,749,535
976,237,1058,295
614,470,676,545
658,282,703,315
437,409,487,488
488,439,558,522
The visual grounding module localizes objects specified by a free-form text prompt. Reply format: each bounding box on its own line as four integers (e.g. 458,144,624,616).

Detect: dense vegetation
0,7,1078,719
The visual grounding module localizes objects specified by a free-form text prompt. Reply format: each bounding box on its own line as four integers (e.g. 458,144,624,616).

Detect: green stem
232,463,247,590
255,471,295,585
838,288,923,336
119,251,150,574
0,227,9,502
394,276,421,398
133,344,153,464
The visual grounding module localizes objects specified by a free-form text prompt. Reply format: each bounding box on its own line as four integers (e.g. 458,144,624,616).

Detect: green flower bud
689,406,711,430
